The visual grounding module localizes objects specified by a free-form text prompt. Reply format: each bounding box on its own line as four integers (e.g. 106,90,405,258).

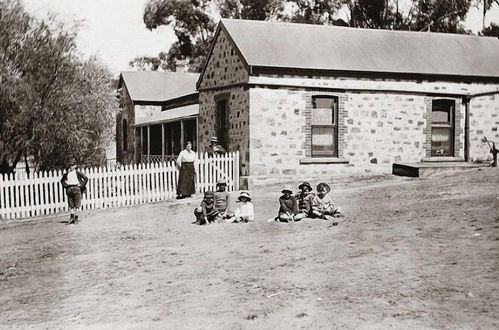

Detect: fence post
0,174,4,219
235,151,240,191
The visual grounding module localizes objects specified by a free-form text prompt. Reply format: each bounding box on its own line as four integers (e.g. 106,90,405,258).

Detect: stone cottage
197,19,499,186
116,71,199,164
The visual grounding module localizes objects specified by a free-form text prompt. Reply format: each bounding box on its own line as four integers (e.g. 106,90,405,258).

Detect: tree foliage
0,0,116,174
481,22,499,36
135,0,483,72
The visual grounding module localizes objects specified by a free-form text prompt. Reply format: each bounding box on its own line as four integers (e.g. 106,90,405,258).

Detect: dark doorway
165,122,182,156
215,99,229,149
149,124,162,155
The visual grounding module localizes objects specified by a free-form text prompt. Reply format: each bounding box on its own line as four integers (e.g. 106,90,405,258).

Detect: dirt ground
1,168,498,330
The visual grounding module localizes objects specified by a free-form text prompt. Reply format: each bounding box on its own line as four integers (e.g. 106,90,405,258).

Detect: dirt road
1,169,498,329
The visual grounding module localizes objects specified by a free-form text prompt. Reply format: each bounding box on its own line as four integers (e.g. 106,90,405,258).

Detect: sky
22,0,499,75
22,0,176,74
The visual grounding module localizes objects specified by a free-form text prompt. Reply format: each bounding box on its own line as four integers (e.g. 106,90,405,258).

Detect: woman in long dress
176,141,198,199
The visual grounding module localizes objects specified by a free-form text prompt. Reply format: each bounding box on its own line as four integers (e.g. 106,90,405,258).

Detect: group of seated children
277,181,343,222
193,179,254,225
193,179,342,225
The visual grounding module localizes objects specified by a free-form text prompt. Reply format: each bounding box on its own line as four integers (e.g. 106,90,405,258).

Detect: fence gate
0,151,239,220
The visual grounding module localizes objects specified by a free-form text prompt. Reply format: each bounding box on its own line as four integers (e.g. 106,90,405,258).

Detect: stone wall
198,28,249,90
249,88,431,184
198,25,252,176
245,77,499,185
116,84,163,164
116,86,134,164
198,87,250,176
469,94,499,161
343,93,428,165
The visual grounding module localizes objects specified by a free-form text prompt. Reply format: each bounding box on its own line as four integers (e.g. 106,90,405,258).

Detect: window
122,119,128,152
431,99,455,157
215,99,229,148
312,96,338,158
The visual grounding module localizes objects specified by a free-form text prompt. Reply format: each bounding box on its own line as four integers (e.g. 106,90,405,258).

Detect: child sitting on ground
213,178,235,223
277,188,298,222
311,182,344,220
234,191,254,223
294,181,314,221
193,191,218,225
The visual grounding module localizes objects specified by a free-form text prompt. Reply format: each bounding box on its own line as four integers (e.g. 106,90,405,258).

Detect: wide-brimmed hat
204,191,214,198
237,191,251,202
316,182,331,194
216,178,227,186
210,136,219,142
298,182,312,191
68,158,77,166
281,188,293,194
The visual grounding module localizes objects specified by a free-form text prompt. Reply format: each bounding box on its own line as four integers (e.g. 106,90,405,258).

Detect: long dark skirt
177,162,195,196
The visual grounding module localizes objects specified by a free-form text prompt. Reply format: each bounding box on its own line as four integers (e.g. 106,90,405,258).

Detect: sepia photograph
1,0,499,329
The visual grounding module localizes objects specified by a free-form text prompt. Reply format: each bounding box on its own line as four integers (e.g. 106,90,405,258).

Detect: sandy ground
1,168,498,330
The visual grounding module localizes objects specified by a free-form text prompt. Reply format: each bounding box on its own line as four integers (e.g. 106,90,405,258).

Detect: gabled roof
220,19,499,79
118,71,199,103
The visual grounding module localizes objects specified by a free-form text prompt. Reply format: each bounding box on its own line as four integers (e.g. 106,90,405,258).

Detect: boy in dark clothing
294,181,314,221
193,191,218,225
277,188,298,222
60,160,88,224
213,178,235,222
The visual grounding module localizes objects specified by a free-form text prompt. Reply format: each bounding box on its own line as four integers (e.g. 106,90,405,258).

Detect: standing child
311,182,342,220
213,178,235,222
277,188,298,222
193,191,218,225
234,191,254,223
60,159,88,224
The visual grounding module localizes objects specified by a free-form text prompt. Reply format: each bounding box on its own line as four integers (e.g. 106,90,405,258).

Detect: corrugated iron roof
221,19,499,78
134,104,199,126
119,71,199,102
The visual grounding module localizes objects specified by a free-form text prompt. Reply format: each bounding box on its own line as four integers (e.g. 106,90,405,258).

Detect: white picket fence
0,152,239,220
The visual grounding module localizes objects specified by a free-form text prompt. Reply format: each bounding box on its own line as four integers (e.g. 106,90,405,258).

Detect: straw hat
216,178,227,186
281,188,293,194
204,191,214,198
316,182,331,194
298,182,312,191
237,191,251,202
210,136,219,142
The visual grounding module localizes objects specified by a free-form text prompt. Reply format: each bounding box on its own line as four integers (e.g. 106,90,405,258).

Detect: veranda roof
134,104,199,127
220,19,499,79
119,71,199,102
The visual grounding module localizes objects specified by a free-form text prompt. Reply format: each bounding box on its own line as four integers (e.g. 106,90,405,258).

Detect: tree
0,0,116,174
131,0,216,72
410,0,472,32
132,0,294,72
481,22,499,36
284,0,344,24
478,0,499,30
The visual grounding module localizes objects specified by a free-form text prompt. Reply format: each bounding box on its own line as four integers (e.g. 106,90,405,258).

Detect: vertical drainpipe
463,96,470,162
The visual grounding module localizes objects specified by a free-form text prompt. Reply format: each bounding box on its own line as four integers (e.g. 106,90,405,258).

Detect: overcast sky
22,0,499,75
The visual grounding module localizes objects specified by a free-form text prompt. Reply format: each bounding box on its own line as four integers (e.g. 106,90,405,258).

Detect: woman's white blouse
177,150,198,167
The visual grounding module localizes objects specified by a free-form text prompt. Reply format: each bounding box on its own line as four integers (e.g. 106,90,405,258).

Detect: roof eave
250,65,499,83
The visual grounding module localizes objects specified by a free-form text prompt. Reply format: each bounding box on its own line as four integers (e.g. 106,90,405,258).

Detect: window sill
300,158,350,165
421,157,465,162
